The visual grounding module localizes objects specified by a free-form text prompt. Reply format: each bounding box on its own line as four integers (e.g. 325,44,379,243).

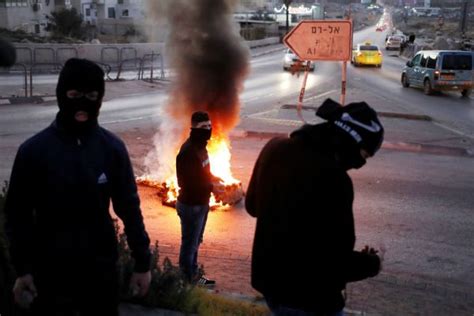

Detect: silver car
385,36,403,50
283,49,315,71
401,50,473,97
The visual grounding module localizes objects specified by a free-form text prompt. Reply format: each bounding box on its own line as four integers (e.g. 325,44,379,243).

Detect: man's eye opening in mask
195,120,212,130
66,90,100,101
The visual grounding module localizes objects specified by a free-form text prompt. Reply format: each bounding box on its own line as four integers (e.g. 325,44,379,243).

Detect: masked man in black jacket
246,98,385,316
176,111,223,287
5,58,151,316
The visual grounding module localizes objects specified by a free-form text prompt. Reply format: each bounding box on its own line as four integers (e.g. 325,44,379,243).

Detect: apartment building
0,0,65,35
72,0,144,24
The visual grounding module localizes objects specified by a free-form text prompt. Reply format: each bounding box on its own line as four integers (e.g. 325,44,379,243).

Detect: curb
382,141,472,157
0,96,55,105
230,130,473,158
280,104,432,121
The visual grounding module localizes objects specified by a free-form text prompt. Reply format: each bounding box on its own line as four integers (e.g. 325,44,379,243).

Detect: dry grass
397,19,474,42
190,288,269,316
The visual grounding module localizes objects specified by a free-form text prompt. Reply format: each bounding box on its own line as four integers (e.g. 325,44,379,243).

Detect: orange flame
139,134,239,209
207,135,239,185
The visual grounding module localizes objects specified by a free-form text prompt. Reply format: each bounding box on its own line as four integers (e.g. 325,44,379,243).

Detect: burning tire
137,177,244,210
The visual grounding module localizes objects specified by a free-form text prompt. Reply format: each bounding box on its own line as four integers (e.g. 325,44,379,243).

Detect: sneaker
196,276,216,287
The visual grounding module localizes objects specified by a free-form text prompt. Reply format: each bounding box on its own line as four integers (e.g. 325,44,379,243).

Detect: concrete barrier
13,42,165,65
12,38,280,65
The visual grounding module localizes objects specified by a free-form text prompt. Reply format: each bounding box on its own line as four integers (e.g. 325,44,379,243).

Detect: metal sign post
341,61,347,105
297,63,311,123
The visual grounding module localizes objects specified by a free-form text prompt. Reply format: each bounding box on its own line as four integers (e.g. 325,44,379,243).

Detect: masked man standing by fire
176,111,223,287
5,58,151,315
246,99,385,316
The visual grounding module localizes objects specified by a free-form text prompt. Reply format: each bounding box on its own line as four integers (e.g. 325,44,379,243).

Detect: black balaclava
56,58,105,134
189,111,212,148
316,98,384,170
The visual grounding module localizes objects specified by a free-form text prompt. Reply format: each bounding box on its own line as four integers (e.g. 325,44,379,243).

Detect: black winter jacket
245,123,380,314
176,138,213,205
5,120,151,276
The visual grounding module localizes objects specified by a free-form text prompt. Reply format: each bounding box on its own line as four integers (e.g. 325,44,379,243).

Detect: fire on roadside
137,134,244,210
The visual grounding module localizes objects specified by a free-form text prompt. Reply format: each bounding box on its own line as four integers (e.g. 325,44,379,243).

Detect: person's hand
129,271,151,297
212,181,225,194
13,274,37,309
362,245,385,274
361,245,378,256
211,177,225,197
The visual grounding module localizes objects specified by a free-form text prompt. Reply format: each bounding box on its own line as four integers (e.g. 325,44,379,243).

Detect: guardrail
33,47,56,64
0,63,29,97
140,52,165,82
15,47,33,65
29,63,62,97
116,57,142,81
56,47,79,65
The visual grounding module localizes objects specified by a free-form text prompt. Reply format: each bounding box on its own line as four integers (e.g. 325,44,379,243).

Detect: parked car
401,50,473,97
351,42,383,68
283,49,315,71
385,35,403,50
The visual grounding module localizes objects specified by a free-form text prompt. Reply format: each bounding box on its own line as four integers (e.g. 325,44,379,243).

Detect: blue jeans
265,296,344,316
176,201,209,281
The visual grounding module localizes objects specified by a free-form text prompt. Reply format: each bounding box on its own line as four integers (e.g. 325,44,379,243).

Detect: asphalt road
1,23,473,314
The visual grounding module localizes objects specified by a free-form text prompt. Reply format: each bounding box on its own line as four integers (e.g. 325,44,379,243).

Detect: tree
46,8,83,39
283,0,293,34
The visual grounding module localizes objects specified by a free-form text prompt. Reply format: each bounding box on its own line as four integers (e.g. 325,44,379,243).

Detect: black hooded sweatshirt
176,130,213,206
5,117,151,277
245,123,380,314
6,58,151,277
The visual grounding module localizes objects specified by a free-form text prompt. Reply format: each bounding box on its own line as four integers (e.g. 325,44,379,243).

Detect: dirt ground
394,17,473,49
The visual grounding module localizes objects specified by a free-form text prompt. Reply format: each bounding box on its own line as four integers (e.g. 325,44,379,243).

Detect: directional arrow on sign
284,20,353,61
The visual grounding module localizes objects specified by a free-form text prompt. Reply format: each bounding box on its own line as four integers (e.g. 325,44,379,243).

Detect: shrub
115,221,269,315
45,8,84,39
115,219,196,312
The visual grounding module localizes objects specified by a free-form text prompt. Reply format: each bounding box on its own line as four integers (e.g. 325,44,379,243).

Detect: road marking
304,89,338,101
102,113,163,125
248,109,317,126
432,121,474,140
241,92,276,104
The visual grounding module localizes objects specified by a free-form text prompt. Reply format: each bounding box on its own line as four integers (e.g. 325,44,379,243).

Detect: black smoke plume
164,0,250,134
143,0,249,179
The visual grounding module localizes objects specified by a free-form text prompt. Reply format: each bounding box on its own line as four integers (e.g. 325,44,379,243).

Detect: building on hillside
71,0,142,24
69,0,145,35
0,0,61,35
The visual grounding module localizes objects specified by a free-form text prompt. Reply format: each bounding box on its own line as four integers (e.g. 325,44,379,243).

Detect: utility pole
283,0,292,34
460,0,468,39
